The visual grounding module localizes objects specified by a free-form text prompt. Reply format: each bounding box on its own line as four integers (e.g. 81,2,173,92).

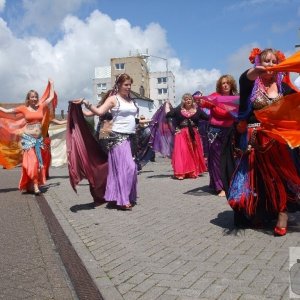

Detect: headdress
248,48,286,65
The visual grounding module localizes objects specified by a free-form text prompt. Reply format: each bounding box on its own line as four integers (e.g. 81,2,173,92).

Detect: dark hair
97,89,113,107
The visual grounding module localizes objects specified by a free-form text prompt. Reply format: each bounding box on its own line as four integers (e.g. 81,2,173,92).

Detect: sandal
34,187,41,195
119,204,132,211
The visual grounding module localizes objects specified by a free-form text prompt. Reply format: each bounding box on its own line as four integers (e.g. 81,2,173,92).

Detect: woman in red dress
165,93,208,180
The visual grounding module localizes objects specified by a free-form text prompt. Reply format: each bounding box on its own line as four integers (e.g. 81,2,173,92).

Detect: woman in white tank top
81,74,138,210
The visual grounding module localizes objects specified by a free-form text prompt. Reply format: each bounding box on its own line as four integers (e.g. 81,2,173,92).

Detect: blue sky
0,0,299,109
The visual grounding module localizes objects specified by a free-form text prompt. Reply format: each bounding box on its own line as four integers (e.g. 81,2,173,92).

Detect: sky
0,0,300,110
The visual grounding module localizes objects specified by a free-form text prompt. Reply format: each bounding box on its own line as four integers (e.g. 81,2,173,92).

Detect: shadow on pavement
48,175,70,179
210,210,249,236
0,187,19,193
147,174,172,179
184,185,214,196
70,202,103,212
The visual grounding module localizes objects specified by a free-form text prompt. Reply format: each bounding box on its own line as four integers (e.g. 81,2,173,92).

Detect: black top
166,105,209,127
239,69,295,123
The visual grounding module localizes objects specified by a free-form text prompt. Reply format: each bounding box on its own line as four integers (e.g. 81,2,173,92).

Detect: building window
157,77,167,84
97,83,107,91
158,100,163,106
158,88,168,95
115,63,125,70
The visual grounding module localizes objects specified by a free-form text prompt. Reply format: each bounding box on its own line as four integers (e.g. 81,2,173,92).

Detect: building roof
130,91,153,102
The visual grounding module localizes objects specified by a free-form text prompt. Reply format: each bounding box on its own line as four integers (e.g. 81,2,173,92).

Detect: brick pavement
44,157,300,300
0,167,77,300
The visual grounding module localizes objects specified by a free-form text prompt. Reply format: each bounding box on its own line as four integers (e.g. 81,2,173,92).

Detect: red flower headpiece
249,48,286,64
276,50,286,63
249,48,261,64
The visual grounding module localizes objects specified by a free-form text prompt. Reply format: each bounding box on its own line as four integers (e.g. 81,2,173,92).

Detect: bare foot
218,190,226,197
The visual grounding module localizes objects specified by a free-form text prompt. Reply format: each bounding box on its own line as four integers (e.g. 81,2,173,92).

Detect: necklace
182,107,196,117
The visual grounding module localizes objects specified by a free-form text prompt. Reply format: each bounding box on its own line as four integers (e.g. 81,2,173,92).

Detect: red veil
0,81,57,169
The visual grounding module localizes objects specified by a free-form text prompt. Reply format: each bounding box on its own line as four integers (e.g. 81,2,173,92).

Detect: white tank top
111,95,138,134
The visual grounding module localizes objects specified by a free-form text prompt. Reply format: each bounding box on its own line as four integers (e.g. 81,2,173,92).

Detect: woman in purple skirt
82,73,138,210
199,75,238,196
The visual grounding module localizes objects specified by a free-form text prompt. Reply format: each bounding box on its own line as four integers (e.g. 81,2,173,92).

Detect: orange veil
0,81,57,169
254,51,300,148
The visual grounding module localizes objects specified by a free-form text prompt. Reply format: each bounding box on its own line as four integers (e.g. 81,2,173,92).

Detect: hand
254,66,267,75
236,120,247,133
71,98,85,104
48,78,54,85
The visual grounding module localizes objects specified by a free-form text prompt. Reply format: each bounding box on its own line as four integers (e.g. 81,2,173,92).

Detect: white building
149,71,176,110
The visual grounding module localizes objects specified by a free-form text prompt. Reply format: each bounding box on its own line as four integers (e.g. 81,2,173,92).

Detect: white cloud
0,9,221,110
21,0,89,35
0,0,5,12
227,0,290,10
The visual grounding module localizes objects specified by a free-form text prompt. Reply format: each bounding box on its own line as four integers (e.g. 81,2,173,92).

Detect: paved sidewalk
0,167,77,300
44,157,300,300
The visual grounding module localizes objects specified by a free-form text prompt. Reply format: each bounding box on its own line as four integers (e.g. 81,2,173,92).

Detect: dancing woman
197,75,239,196
0,80,55,194
165,93,208,180
80,73,138,210
228,48,300,235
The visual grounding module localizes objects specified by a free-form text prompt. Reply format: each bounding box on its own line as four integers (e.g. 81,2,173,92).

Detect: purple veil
148,102,174,158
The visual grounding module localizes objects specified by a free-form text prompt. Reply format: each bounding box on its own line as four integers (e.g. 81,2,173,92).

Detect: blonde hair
180,93,195,108
25,90,39,107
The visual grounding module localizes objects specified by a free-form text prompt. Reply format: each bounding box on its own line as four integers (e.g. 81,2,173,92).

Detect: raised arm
44,79,55,105
82,96,116,116
246,66,267,81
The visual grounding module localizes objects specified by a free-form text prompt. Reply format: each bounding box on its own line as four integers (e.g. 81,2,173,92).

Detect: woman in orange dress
0,80,55,194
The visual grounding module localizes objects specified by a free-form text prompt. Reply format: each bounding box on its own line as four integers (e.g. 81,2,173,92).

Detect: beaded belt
247,123,260,128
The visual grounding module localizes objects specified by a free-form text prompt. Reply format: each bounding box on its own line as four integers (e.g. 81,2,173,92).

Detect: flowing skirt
172,127,206,179
19,148,46,190
104,139,137,206
207,126,231,193
228,128,300,222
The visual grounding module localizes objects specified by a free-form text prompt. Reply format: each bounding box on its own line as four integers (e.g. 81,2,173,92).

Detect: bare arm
0,107,16,114
139,119,151,124
246,66,268,81
82,96,116,116
44,79,55,105
82,110,95,117
165,100,171,113
51,118,67,125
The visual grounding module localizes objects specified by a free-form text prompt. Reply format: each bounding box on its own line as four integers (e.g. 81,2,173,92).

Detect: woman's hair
25,90,39,106
216,75,238,95
180,93,195,108
259,48,279,65
113,73,133,93
249,48,284,103
97,89,113,107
